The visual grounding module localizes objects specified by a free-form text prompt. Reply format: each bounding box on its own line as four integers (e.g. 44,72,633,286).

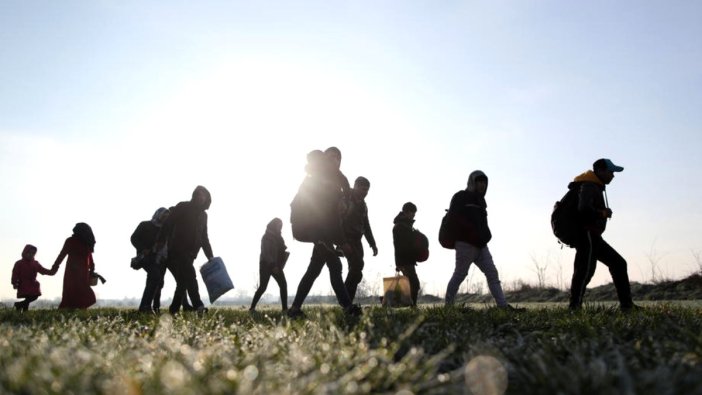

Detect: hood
192,185,212,210
572,170,604,186
393,212,415,226
151,207,169,227
466,170,488,195
266,218,283,234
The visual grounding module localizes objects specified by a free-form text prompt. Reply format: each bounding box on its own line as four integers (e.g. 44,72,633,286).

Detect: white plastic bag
199,257,234,303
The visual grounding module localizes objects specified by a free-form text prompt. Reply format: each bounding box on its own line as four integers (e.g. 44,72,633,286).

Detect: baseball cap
593,158,624,172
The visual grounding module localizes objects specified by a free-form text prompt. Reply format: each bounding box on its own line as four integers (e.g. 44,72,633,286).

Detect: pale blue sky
2,1,701,303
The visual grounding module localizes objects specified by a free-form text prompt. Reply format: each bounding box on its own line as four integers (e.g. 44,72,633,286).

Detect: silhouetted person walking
132,207,174,313
343,176,378,302
444,171,516,309
567,159,635,311
250,218,289,312
52,223,97,309
288,150,360,318
158,186,214,314
11,244,55,311
393,202,420,307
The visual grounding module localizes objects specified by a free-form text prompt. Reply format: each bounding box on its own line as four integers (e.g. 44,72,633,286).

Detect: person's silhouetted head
73,223,96,252
305,150,326,175
324,146,342,169
402,202,417,220
467,170,488,196
267,217,283,234
151,207,170,227
353,176,371,200
593,158,623,185
191,186,212,210
21,244,37,261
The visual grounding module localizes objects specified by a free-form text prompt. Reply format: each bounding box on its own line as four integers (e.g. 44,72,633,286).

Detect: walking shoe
344,304,362,317
286,307,306,320
195,306,208,315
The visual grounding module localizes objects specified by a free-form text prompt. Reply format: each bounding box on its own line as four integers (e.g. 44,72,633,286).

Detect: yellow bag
382,273,412,307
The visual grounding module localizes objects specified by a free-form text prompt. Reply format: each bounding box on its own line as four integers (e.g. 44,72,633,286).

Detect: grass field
1,303,701,394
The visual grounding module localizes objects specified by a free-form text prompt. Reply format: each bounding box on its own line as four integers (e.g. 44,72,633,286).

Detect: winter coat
260,228,288,270
11,259,52,298
55,236,96,309
393,212,416,267
344,193,377,248
570,170,609,234
160,186,213,260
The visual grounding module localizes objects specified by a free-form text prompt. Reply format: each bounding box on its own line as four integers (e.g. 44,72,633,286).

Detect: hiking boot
14,302,21,312
344,304,362,317
196,306,208,315
286,307,306,320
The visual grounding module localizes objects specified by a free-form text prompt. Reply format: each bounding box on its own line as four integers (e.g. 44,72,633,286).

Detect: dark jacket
159,186,213,260
448,170,492,248
260,227,288,270
393,212,416,267
570,170,608,234
344,192,376,248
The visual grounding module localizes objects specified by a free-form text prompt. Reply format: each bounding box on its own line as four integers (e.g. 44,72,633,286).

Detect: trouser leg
596,237,633,308
291,244,327,309
473,246,507,307
250,267,272,310
139,260,161,310
570,231,597,308
21,295,39,310
445,241,475,305
344,239,365,302
184,263,204,308
399,265,420,306
271,271,288,310
327,250,352,308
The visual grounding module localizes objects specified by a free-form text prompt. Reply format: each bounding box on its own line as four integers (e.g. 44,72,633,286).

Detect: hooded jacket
12,246,53,297
570,170,608,234
343,190,377,248
393,212,416,267
448,170,492,248
160,186,213,260
260,220,288,269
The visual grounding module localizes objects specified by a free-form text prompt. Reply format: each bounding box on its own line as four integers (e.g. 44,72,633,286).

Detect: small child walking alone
11,244,56,311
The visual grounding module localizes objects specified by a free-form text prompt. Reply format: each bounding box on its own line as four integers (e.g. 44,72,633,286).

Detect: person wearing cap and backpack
556,158,636,311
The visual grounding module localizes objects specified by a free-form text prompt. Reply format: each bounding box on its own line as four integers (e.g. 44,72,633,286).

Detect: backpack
414,229,429,262
290,186,321,243
438,209,456,249
551,187,580,247
290,177,338,243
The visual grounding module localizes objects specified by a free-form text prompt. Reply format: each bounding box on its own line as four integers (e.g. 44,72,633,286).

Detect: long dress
56,236,96,309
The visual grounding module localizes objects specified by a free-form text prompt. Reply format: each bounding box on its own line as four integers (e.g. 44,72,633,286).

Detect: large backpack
551,187,580,247
290,177,340,243
438,209,457,249
290,183,322,243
